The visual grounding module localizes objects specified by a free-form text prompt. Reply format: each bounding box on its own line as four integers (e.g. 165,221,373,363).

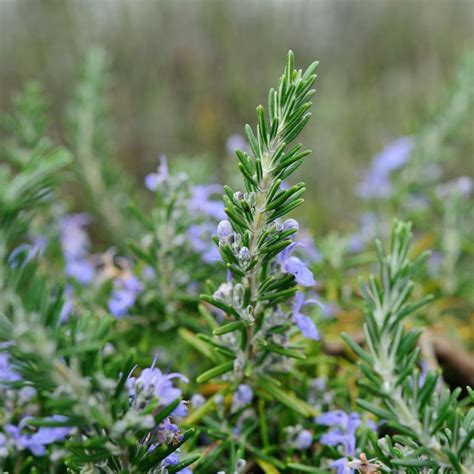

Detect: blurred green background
1,0,473,230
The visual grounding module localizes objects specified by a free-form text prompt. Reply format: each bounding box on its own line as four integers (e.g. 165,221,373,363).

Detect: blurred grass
0,0,473,230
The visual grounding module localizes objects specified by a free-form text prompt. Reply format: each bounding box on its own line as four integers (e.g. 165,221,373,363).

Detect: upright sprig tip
198,51,321,392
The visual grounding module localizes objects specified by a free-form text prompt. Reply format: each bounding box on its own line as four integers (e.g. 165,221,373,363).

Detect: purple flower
226,134,249,155
329,457,353,474
295,429,313,449
296,234,322,264
277,243,316,287
142,265,157,281
191,394,205,409
292,292,321,341
416,360,429,388
60,214,95,285
0,433,7,457
163,452,180,466
436,175,473,199
59,285,74,323
162,452,193,473
5,416,72,456
145,155,169,191
64,258,95,285
60,214,91,260
316,410,348,427
349,213,379,253
8,236,47,268
156,419,182,444
281,219,322,265
372,137,413,174
187,184,226,220
231,384,253,412
316,411,361,458
126,355,188,411
18,386,36,403
0,353,21,386
357,137,413,199
188,223,221,263
108,274,143,318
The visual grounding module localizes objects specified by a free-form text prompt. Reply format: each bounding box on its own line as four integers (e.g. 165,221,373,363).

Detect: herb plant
0,50,472,474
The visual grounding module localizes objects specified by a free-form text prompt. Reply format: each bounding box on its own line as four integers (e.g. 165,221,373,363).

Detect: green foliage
343,221,473,472
66,48,136,241
0,48,472,473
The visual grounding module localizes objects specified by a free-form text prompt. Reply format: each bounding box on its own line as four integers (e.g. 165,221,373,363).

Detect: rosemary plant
1,48,472,474
129,156,226,331
66,48,136,241
0,79,196,473
193,51,320,440
342,221,473,473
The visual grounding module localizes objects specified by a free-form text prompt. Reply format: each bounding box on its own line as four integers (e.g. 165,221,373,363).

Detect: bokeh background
1,0,473,230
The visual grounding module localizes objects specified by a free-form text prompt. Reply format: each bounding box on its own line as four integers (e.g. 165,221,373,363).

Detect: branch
323,331,474,386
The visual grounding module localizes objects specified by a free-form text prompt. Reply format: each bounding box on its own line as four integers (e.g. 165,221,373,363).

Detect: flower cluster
122,356,191,471
5,416,72,457
316,411,361,473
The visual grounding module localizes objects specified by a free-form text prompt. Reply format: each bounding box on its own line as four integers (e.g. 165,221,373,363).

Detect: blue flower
0,433,6,457
65,258,95,285
436,175,473,199
295,429,313,449
316,410,349,427
162,451,193,473
296,233,323,264
108,274,143,318
60,214,95,285
126,355,188,412
188,223,222,263
187,184,226,220
231,384,253,412
60,214,91,260
59,285,74,322
8,236,47,268
316,410,361,458
226,134,249,156
145,155,169,191
127,357,190,468
418,360,428,387
156,419,182,444
163,452,180,466
292,292,320,341
349,213,379,253
357,137,413,199
5,416,72,456
329,457,352,474
191,394,206,409
277,243,316,287
0,353,21,386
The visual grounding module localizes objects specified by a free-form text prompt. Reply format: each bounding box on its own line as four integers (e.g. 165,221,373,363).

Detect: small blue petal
283,256,316,286
294,313,319,340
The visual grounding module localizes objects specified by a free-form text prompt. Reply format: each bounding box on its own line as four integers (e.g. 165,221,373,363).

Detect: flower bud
283,218,299,233
239,246,251,262
214,282,233,302
217,220,233,240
